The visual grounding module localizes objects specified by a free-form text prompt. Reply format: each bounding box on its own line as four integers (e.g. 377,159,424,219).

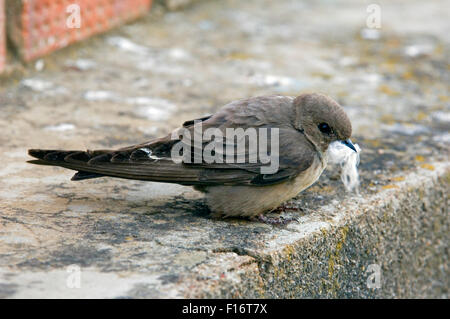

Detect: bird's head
293,93,355,153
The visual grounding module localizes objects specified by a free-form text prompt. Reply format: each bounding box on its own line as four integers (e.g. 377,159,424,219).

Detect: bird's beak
341,139,357,152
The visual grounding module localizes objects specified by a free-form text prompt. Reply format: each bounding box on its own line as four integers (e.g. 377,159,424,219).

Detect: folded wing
29,95,315,186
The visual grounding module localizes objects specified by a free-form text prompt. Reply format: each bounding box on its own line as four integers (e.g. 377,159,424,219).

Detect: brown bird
28,93,356,221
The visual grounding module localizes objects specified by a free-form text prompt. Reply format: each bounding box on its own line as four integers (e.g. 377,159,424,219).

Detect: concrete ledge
159,0,200,11
0,0,448,299
1,162,447,298
215,164,448,299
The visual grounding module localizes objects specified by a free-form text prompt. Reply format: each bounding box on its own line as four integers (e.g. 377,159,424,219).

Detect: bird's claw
271,204,304,214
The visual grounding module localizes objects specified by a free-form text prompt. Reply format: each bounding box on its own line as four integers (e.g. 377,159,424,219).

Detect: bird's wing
29,96,316,186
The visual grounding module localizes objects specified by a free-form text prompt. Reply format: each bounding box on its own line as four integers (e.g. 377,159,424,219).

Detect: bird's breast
286,154,327,199
204,154,327,218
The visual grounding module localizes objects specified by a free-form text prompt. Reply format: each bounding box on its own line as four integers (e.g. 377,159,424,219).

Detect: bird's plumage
28,93,354,218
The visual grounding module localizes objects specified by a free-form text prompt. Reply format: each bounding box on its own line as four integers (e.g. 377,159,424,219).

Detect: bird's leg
253,214,298,225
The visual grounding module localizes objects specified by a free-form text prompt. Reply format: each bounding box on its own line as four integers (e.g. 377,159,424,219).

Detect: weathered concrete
0,0,449,298
159,0,200,11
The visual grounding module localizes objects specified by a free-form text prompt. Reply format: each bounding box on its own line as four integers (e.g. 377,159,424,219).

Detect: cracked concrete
0,0,449,298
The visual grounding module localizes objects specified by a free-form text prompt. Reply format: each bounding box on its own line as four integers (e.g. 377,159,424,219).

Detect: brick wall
6,0,152,62
0,0,5,73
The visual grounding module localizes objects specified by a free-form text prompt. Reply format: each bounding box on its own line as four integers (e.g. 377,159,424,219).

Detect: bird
28,93,356,222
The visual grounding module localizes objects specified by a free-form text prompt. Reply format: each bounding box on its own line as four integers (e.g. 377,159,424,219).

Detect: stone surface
0,0,448,298
161,0,198,11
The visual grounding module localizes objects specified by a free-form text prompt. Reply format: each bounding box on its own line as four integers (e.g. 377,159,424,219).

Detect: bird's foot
253,214,298,225
271,203,304,214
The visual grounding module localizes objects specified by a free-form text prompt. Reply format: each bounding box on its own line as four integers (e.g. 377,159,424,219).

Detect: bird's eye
318,123,332,134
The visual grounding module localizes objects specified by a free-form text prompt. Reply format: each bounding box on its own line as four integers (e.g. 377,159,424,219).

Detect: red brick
0,0,5,73
7,0,153,62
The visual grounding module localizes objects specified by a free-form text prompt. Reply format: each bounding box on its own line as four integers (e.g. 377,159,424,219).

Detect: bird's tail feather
28,149,107,181
27,147,257,186
27,148,206,185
